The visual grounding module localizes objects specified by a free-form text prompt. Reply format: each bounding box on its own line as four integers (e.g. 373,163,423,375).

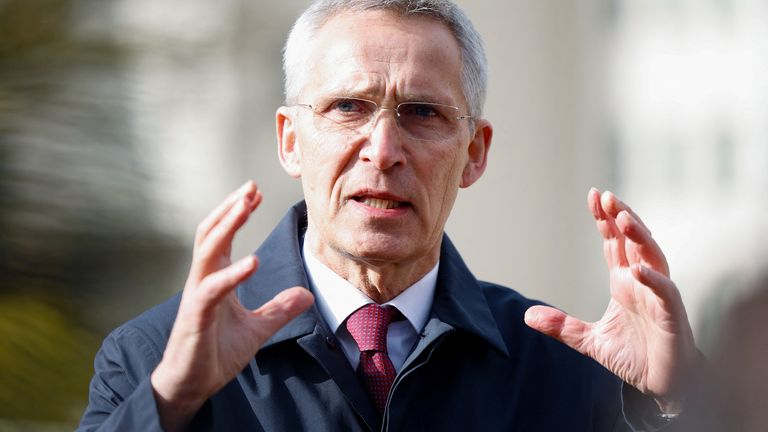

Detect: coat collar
238,201,509,357
433,236,510,357
236,202,318,347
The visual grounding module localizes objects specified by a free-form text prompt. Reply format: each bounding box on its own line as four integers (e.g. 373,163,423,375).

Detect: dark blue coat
78,202,667,431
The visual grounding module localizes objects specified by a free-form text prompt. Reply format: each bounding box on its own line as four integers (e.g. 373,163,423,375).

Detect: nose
358,109,406,170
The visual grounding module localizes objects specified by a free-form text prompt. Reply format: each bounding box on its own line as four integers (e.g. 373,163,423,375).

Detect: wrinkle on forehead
365,42,409,64
303,10,464,106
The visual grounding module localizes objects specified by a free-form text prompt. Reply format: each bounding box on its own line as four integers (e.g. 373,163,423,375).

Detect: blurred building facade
607,0,768,345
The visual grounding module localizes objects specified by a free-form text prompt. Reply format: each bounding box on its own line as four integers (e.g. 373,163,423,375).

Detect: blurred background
1,0,766,430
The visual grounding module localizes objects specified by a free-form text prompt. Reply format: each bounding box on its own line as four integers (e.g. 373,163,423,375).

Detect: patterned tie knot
345,304,399,353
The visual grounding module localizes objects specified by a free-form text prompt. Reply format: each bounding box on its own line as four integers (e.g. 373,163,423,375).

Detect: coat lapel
235,202,509,431
430,236,510,357
297,326,380,431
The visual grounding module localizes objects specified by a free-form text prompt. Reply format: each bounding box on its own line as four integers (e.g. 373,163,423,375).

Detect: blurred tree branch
0,0,188,426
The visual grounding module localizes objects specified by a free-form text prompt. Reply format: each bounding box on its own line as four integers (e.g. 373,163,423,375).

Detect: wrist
151,365,207,432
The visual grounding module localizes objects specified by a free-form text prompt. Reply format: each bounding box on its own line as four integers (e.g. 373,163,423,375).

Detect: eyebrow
400,93,455,105
323,89,457,106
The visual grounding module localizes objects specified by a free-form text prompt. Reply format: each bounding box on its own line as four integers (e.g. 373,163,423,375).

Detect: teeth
361,198,399,209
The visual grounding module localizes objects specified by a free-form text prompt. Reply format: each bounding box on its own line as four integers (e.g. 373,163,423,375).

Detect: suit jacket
78,202,668,431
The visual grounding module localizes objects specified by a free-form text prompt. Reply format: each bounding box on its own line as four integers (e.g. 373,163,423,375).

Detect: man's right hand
150,181,314,431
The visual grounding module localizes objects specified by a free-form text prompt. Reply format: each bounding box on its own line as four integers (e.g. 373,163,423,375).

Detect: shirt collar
302,239,437,335
239,201,508,358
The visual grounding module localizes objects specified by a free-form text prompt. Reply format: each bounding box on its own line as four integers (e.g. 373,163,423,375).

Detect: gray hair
282,0,488,118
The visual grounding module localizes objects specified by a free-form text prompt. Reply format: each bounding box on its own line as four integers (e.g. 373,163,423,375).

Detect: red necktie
345,304,400,414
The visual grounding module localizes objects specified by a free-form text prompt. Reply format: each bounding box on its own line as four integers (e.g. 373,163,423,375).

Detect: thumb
524,305,592,356
251,287,315,338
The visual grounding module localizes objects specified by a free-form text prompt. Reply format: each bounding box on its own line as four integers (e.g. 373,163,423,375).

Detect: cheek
299,134,335,179
300,136,359,201
429,146,467,188
439,147,469,207
414,146,465,220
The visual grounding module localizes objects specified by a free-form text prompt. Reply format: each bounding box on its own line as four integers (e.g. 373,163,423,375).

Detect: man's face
277,10,491,271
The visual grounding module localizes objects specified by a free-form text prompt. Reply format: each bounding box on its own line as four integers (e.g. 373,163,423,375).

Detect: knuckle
196,242,214,258
207,225,226,244
197,276,222,302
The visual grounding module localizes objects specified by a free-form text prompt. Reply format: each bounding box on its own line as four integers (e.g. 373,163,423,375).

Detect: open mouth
352,196,409,210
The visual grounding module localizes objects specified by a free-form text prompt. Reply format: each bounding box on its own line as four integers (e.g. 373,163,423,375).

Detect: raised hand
524,188,698,412
150,181,314,431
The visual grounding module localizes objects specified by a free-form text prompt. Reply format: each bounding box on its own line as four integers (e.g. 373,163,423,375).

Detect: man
79,1,700,431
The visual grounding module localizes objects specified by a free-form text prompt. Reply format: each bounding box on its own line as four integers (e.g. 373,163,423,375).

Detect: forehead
302,10,464,103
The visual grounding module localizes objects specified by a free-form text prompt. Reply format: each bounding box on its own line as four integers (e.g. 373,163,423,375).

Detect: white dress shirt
302,240,437,373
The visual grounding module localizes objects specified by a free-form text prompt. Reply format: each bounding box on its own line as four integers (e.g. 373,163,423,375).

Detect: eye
329,98,370,114
399,103,441,119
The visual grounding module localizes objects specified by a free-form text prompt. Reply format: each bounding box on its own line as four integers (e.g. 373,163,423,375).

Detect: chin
348,230,439,266
338,231,410,262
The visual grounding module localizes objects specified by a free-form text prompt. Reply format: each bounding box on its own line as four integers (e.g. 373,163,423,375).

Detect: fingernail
240,180,255,195
524,309,537,324
240,255,256,269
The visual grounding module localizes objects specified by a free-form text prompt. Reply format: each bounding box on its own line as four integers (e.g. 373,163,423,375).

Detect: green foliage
0,295,100,423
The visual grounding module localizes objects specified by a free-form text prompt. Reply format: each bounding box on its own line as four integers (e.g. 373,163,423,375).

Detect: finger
524,305,592,356
188,197,252,283
588,187,605,220
601,190,650,234
195,181,261,247
196,196,253,265
250,287,315,342
631,263,683,314
195,255,259,308
588,188,629,267
589,188,622,240
617,211,670,275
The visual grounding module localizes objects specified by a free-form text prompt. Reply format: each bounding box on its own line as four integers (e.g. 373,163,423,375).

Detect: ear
276,106,302,178
460,119,492,188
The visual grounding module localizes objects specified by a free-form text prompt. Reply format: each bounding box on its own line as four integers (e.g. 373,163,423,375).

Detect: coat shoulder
476,280,608,371
98,292,182,375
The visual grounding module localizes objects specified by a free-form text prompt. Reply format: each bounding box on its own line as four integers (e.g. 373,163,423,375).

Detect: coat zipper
381,330,454,431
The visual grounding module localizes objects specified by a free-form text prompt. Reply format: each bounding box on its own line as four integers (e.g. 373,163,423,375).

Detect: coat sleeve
76,325,166,432
621,383,681,432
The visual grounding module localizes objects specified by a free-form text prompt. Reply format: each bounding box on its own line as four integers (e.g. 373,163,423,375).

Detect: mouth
351,195,410,210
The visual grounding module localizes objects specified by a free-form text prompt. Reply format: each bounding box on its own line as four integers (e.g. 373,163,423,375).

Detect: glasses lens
302,98,463,141
397,102,459,141
311,97,377,135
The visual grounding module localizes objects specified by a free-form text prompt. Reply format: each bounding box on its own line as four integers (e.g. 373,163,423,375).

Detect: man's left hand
524,188,699,413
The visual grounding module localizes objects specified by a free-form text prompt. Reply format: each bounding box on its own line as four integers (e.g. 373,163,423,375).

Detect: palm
181,293,265,389
202,291,305,387
151,182,313,428
525,188,696,407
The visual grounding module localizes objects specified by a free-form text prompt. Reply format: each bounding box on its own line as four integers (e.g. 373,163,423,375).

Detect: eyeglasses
295,96,472,142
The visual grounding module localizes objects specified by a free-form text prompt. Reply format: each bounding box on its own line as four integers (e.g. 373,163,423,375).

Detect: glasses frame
294,96,473,142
